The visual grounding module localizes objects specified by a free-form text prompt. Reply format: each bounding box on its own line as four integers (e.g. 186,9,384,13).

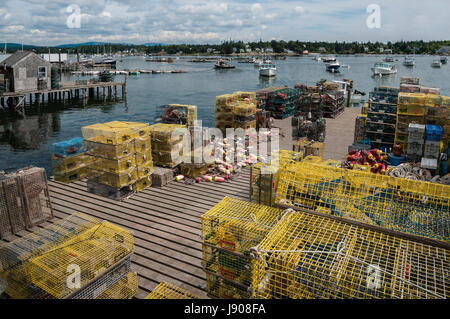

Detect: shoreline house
0,51,52,93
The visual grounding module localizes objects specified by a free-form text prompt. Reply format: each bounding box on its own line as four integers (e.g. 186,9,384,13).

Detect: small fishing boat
440,56,448,64
403,56,415,67
214,59,235,69
431,60,442,68
325,60,340,73
322,56,336,63
383,56,395,62
259,63,276,77
371,62,397,76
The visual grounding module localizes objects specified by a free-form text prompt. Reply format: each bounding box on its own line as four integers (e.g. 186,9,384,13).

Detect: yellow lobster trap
96,272,138,299
252,211,449,299
275,161,450,242
202,197,283,291
0,213,102,299
28,220,134,299
145,281,201,299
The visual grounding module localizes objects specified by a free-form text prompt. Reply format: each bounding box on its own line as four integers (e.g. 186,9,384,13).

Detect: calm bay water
1,54,449,174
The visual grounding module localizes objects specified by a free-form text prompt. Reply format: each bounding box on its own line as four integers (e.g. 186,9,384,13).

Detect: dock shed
0,51,52,92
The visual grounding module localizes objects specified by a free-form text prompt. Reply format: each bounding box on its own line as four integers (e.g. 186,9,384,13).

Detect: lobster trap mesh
202,196,283,254
202,197,283,294
252,211,449,299
0,213,101,299
275,161,450,242
28,220,134,299
145,281,201,299
96,272,138,299
206,272,251,299
16,167,53,227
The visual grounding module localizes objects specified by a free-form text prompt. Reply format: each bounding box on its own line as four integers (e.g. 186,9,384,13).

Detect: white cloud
99,11,112,18
251,3,264,15
0,0,448,45
295,6,305,14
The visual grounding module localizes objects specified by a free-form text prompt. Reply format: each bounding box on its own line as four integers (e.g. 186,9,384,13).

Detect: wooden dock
0,81,126,112
0,169,251,299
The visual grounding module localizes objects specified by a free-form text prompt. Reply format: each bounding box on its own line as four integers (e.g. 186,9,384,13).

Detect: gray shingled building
0,51,52,92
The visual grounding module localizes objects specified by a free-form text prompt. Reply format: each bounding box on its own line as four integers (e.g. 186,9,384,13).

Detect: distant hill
0,43,40,50
0,42,166,50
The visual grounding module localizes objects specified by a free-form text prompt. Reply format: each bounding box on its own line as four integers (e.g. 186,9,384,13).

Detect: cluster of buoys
344,149,388,174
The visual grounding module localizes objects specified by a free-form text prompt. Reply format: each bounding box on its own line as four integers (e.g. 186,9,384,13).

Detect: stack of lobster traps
0,167,53,240
0,212,137,299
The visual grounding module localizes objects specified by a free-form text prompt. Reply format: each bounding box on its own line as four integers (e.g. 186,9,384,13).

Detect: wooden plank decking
0,169,251,299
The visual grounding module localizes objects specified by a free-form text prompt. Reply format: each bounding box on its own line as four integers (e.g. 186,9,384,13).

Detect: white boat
431,60,442,68
383,57,394,62
325,61,340,73
259,63,276,77
403,56,415,67
371,62,397,76
254,58,263,67
322,56,336,63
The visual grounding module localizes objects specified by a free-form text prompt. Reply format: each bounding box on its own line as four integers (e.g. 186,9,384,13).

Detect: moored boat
214,59,235,69
322,56,336,63
259,63,276,77
371,62,397,76
439,56,447,64
431,59,442,68
326,60,340,73
403,56,415,67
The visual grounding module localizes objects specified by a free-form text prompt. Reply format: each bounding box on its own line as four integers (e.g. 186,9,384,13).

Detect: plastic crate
425,125,443,142
406,142,423,156
423,141,441,159
51,138,84,158
421,157,438,170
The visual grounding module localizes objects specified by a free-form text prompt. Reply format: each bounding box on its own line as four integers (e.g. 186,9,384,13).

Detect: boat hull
259,68,276,77
326,65,340,73
371,67,397,76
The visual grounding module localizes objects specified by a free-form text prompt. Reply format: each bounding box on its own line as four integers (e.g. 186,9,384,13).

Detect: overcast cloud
0,0,448,45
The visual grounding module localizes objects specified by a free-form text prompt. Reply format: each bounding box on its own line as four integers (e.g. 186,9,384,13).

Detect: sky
0,0,449,45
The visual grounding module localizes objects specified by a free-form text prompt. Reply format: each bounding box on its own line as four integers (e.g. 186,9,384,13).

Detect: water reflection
0,113,59,150
0,95,125,151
